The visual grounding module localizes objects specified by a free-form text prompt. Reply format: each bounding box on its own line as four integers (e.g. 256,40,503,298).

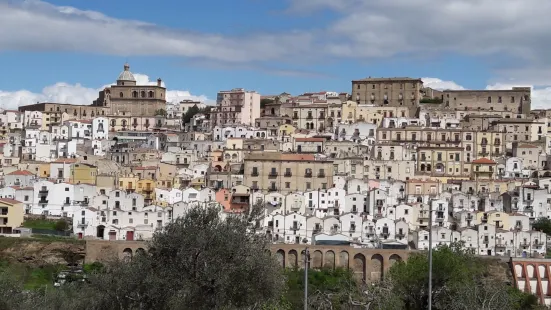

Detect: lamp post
428,197,434,310
303,239,310,310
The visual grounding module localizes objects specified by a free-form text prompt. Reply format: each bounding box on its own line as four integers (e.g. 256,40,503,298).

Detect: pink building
211,88,260,128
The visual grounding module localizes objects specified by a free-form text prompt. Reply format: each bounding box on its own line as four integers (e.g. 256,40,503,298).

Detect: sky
2,0,551,109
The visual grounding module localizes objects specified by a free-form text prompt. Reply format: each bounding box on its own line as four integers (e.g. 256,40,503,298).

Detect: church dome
117,63,136,82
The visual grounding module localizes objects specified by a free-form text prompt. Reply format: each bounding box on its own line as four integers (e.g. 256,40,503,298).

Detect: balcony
39,199,48,204
304,172,312,178
521,241,530,247
251,171,259,177
317,173,326,178
268,187,278,192
495,242,506,248
395,232,405,238
268,172,278,178
79,200,89,206
289,225,299,231
292,115,299,120
482,239,490,244
313,228,321,235
143,188,153,193
284,172,292,177
534,240,545,247
435,217,445,222
39,188,49,194
318,115,325,120
330,227,339,234
380,232,390,238
374,212,383,219
77,222,88,228
306,115,313,120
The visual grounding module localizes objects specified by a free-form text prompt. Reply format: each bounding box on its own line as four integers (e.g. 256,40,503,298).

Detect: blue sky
1,0,551,108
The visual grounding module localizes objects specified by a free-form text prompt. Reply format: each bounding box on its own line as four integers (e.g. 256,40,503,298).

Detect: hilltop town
0,63,548,260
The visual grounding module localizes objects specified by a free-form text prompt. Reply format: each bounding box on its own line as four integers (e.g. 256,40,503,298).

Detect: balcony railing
289,226,299,231
304,172,312,178
268,172,278,178
317,173,326,178
251,172,259,177
268,187,278,192
306,115,313,120
284,172,292,177
77,222,88,228
534,241,545,246
395,232,405,238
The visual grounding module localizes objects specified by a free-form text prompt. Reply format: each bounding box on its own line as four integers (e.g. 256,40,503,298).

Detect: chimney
157,78,162,87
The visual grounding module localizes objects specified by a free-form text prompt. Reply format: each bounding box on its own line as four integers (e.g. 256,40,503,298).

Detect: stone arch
288,250,298,268
339,251,349,268
311,250,323,269
544,171,551,177
353,253,366,281
324,250,335,269
122,248,133,261
369,254,384,282
135,248,146,256
275,249,285,268
389,254,402,267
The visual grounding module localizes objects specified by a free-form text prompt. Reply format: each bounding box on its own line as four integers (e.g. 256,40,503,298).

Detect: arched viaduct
85,241,412,281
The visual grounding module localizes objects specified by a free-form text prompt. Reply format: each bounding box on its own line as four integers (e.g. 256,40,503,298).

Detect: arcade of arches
86,240,411,283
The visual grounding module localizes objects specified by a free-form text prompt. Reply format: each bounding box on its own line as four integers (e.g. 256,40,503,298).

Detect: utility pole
304,246,309,310
428,198,433,310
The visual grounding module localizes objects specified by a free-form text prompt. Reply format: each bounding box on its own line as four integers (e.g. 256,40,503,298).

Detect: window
285,182,290,189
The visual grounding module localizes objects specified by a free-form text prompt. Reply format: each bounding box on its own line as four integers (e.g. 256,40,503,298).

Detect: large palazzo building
19,63,167,117
92,63,166,116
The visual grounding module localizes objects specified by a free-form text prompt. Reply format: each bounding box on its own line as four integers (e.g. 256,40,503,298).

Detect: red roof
472,158,496,164
296,138,325,143
7,170,33,176
0,198,21,205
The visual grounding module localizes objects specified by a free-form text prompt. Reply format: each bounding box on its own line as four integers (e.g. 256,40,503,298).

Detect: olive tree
79,205,285,310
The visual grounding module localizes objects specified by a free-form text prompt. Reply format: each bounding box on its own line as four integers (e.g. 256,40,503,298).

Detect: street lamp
303,238,309,310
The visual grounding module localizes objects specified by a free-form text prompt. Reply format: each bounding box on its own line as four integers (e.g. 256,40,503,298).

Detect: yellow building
475,131,504,159
0,198,24,234
471,158,497,180
71,163,98,185
278,124,296,137
341,101,358,123
119,174,139,192
417,146,467,178
477,211,510,229
137,179,156,205
39,163,50,178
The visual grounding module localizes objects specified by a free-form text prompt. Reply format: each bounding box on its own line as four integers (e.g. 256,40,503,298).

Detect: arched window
132,91,138,98
111,120,116,127
119,92,124,98
122,120,127,127
91,111,95,117
141,91,146,98
148,91,154,98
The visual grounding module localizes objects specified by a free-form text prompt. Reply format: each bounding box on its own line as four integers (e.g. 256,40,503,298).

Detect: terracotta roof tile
7,170,34,176
472,158,496,164
0,198,21,204
295,138,325,142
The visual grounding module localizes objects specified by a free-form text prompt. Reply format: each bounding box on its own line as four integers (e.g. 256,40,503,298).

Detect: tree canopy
182,105,211,124
0,206,285,310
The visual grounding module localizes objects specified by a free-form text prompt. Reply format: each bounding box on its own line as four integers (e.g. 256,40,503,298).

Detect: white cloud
421,78,465,91
0,1,313,63
0,73,210,110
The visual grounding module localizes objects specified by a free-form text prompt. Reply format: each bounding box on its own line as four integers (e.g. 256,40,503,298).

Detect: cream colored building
0,198,24,234
439,87,531,115
243,153,334,194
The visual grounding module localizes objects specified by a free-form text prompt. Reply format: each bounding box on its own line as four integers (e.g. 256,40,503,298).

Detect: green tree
532,217,551,235
54,220,69,232
389,242,540,310
260,98,274,108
